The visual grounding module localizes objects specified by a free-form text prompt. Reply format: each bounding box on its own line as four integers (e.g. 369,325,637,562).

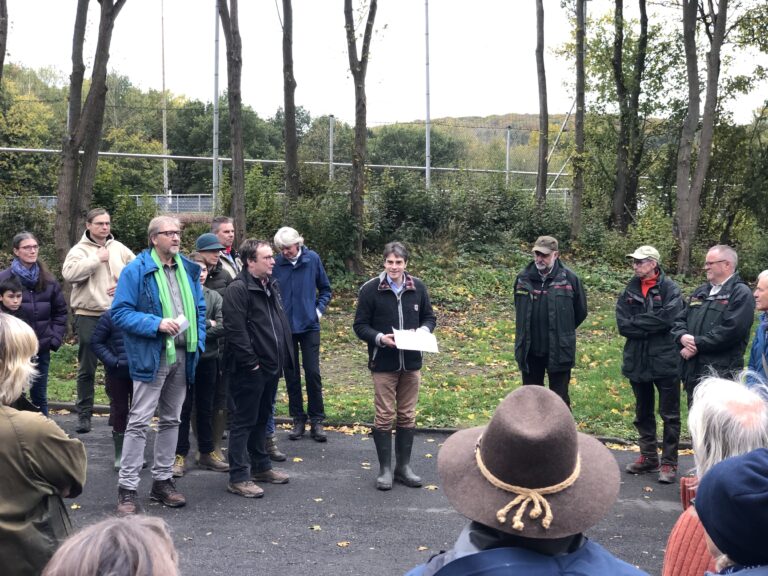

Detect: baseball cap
627,245,661,263
533,236,559,254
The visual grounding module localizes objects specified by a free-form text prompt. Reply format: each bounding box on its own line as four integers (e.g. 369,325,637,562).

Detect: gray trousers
118,351,187,491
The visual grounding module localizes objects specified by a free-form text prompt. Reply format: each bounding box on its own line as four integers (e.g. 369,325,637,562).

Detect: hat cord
474,436,581,532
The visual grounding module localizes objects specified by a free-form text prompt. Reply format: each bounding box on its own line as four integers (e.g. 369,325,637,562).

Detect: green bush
110,194,158,254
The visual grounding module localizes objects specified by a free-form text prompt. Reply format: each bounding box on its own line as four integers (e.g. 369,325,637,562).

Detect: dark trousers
630,377,681,465
228,368,277,483
177,357,219,456
522,354,572,408
30,350,51,416
74,314,101,418
285,330,325,423
105,371,134,433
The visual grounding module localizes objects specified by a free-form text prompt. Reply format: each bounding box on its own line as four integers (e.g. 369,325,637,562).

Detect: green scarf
150,249,198,365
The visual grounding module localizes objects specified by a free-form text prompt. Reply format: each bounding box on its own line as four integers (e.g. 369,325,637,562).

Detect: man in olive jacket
616,246,684,484
671,245,755,408
514,236,587,408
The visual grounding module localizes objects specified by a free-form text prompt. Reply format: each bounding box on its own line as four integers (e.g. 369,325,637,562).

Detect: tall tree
0,0,7,86
572,0,586,239
281,0,299,199
609,0,648,232
218,0,246,246
535,0,548,207
675,0,727,274
54,0,126,266
343,0,377,274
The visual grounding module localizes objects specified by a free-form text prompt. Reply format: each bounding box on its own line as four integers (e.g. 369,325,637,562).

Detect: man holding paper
353,241,437,491
111,216,206,516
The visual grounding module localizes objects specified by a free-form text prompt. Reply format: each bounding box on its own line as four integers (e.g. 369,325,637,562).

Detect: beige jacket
62,232,135,315
0,406,87,576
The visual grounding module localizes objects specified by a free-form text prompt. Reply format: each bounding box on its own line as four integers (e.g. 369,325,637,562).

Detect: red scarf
641,270,660,297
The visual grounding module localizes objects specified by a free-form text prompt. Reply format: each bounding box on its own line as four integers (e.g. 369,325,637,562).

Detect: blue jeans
228,367,277,483
267,331,324,434
30,350,51,416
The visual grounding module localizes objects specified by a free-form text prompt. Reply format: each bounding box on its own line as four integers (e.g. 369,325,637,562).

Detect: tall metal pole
161,0,169,197
212,0,220,209
505,125,511,186
329,115,335,181
424,0,431,189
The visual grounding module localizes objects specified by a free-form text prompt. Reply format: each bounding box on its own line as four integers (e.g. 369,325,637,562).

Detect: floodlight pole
161,0,169,198
424,0,431,189
213,0,221,210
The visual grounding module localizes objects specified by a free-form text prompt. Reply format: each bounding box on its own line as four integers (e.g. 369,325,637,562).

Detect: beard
535,260,553,274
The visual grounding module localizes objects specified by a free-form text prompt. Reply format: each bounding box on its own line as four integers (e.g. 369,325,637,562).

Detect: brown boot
252,468,290,484
198,451,230,472
212,409,227,460
266,435,287,462
116,487,139,517
149,479,186,508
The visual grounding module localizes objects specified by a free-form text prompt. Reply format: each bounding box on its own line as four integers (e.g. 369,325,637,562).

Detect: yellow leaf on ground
310,525,322,531
424,485,439,491
293,457,303,463
337,541,350,548
70,503,81,510
314,498,323,502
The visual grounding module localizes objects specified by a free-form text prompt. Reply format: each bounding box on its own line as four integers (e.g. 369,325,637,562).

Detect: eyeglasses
703,259,726,268
156,230,181,238
18,245,39,252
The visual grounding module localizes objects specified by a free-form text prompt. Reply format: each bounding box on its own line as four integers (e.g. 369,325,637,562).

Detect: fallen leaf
424,485,439,491
314,498,323,502
310,525,322,531
417,546,429,551
424,454,433,458
337,541,350,548
70,503,81,510
293,457,303,463
643,486,653,493
206,532,212,536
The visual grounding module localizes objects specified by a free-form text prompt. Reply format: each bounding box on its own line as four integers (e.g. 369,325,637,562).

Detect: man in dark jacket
222,239,294,498
616,246,684,484
514,236,587,408
272,226,332,445
353,242,437,491
671,244,755,408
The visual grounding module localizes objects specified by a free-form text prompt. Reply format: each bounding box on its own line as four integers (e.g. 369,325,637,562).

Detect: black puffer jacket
353,272,437,373
90,310,130,379
514,260,587,373
615,270,683,381
671,273,755,384
222,269,295,376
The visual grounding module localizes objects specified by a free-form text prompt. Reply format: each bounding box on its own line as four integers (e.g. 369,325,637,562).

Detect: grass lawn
47,250,706,441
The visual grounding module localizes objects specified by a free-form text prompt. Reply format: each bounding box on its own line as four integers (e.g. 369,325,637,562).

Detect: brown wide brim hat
438,386,620,539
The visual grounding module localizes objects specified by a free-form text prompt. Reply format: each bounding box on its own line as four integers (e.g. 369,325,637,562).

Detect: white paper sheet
392,328,439,353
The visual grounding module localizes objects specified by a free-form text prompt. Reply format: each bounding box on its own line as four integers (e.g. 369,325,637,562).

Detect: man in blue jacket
748,270,768,383
111,216,206,517
272,227,332,445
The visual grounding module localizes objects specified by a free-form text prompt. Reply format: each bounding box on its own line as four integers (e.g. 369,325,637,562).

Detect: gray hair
709,245,738,268
147,216,181,246
383,241,409,262
688,374,768,477
42,516,179,576
273,226,304,250
211,216,233,234
758,270,768,282
0,314,39,406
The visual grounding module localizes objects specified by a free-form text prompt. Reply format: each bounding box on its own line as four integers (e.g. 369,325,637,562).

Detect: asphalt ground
53,411,693,576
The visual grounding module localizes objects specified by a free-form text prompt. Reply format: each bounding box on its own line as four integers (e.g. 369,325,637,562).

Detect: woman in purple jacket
0,232,68,416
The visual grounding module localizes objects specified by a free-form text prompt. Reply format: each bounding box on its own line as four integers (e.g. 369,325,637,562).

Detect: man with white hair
271,226,332,445
671,245,754,408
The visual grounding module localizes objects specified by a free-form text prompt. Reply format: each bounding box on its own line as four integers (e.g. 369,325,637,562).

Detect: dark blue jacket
90,310,130,379
748,313,768,384
111,250,206,384
406,539,648,576
272,247,332,334
0,268,67,353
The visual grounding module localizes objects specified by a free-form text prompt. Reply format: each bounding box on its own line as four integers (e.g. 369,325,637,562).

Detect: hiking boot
227,480,264,498
266,435,287,462
116,487,139,517
198,451,229,472
625,455,660,475
658,464,678,484
172,454,186,478
251,468,290,484
149,478,186,508
310,422,328,443
288,418,307,440
76,415,91,434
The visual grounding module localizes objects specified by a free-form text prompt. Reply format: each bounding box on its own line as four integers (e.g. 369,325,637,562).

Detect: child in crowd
0,276,24,316
91,309,133,470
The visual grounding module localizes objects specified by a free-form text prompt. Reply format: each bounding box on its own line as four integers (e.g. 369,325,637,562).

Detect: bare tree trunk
675,0,727,274
344,0,377,274
0,0,7,86
54,0,125,267
609,0,647,232
219,0,246,248
535,0,548,207
571,0,586,239
282,0,299,199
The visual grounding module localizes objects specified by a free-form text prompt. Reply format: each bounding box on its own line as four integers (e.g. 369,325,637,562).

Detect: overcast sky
5,1,767,126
